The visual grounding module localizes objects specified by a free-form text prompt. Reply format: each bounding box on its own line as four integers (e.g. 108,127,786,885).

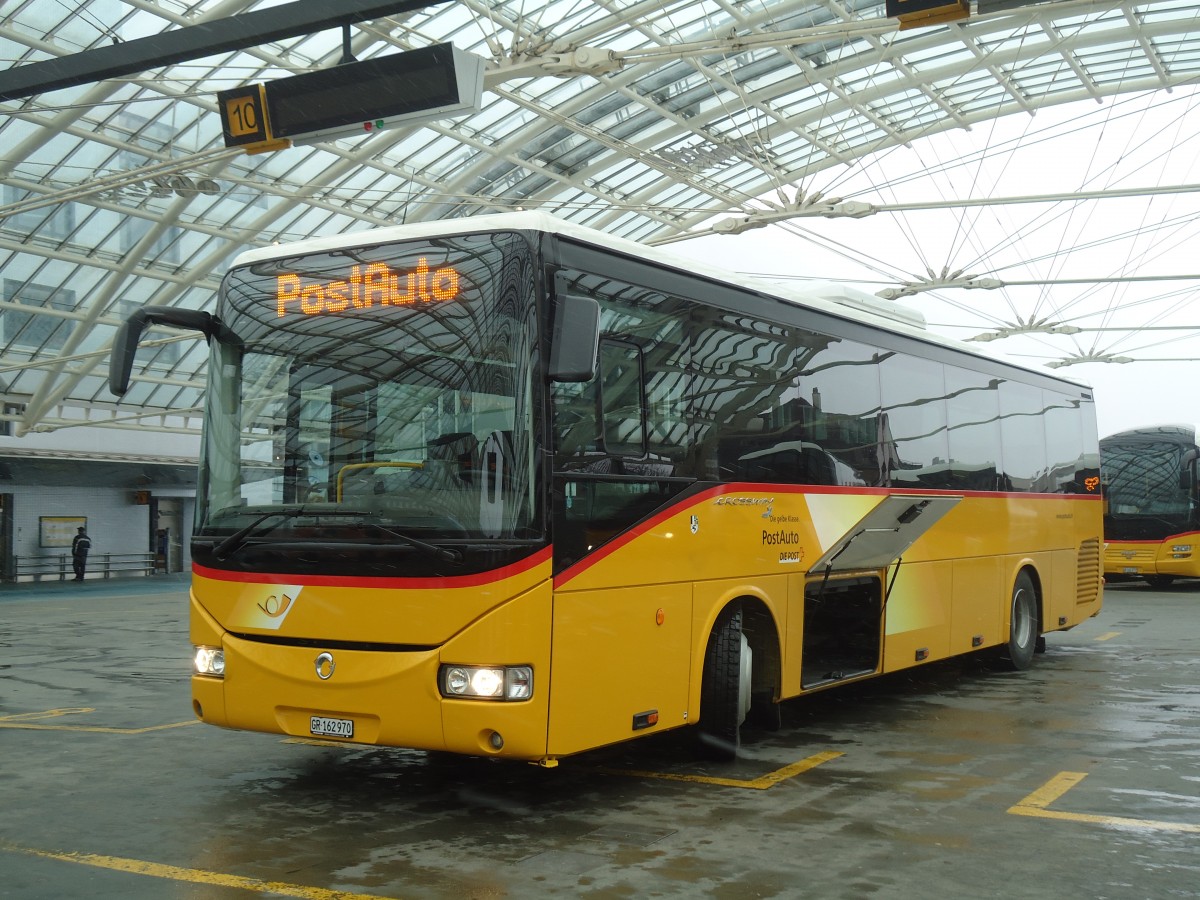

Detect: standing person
71,526,91,581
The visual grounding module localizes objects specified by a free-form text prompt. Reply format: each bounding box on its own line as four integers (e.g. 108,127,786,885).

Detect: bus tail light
439,665,532,700
194,645,225,677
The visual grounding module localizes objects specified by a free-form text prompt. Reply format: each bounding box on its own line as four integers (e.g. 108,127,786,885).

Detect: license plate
310,716,354,738
1122,567,1139,574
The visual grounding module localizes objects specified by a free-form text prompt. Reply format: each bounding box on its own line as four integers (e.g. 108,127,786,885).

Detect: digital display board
216,44,485,151
886,0,969,28
265,45,462,139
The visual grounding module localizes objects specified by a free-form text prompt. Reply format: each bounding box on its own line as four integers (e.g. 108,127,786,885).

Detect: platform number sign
218,84,271,147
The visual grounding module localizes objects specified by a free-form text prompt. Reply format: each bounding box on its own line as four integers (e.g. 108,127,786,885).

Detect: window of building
1,185,77,241
2,280,75,351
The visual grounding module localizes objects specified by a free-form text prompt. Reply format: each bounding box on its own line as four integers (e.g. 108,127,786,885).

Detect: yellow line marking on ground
0,843,394,899
596,749,843,790
0,708,197,734
1094,632,1121,641
0,707,95,722
1009,771,1200,833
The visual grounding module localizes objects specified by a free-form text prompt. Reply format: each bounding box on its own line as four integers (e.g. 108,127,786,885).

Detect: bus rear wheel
696,604,752,761
1000,571,1038,671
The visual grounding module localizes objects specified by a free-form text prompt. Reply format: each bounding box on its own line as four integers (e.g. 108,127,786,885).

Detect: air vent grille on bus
1076,537,1101,605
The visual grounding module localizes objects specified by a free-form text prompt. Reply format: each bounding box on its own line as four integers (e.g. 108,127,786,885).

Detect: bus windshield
1103,438,1190,518
195,230,540,567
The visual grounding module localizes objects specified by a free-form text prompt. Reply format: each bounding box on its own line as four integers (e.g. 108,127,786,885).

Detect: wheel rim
737,632,753,726
1013,589,1033,647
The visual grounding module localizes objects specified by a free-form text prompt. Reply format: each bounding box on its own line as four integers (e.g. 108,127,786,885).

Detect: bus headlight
439,665,532,700
194,645,225,677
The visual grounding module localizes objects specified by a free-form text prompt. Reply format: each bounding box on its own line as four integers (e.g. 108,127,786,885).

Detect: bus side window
552,379,601,459
999,380,1047,492
553,339,648,469
1043,391,1085,493
598,340,646,459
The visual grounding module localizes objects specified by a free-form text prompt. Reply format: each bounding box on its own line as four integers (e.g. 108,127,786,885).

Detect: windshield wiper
365,523,462,563
213,507,309,560
212,507,463,563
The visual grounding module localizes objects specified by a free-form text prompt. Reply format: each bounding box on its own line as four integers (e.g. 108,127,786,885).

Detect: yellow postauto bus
1101,425,1200,587
109,212,1103,765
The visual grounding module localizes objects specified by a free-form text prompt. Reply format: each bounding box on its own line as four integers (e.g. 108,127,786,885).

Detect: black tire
696,605,750,760
1144,575,1175,589
1000,571,1039,671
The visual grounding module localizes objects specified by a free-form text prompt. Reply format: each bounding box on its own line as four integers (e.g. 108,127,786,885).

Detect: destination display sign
275,259,463,317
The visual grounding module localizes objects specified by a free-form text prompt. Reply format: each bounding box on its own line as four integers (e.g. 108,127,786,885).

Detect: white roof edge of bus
231,212,1089,388
1100,423,1200,441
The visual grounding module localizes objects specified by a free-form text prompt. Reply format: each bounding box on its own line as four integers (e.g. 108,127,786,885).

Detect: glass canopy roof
1,0,1198,438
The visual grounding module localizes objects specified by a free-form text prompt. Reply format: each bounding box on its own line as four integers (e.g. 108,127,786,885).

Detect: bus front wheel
696,604,752,760
1000,571,1039,671
1144,575,1175,589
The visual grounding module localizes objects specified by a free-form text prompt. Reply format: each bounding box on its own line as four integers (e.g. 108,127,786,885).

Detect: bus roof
231,211,1089,390
1101,424,1198,443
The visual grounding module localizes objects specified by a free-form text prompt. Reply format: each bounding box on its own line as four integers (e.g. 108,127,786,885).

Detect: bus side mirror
109,305,237,396
1181,450,1198,490
547,293,600,383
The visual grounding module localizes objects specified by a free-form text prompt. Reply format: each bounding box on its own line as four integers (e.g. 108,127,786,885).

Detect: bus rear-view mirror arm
109,305,240,397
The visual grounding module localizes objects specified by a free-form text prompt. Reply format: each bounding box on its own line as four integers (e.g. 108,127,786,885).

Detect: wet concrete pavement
1,577,1198,899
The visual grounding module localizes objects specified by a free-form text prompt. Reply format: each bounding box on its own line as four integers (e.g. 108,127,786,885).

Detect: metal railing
7,552,158,582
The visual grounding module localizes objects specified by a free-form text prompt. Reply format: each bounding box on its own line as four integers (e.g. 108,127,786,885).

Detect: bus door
800,494,960,689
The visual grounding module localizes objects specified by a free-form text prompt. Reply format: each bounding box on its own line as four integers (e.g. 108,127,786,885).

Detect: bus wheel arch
741,600,782,731
696,597,781,759
1001,567,1041,671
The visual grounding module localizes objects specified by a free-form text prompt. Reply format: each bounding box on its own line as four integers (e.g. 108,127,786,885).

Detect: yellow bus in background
110,213,1103,765
1102,425,1200,587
